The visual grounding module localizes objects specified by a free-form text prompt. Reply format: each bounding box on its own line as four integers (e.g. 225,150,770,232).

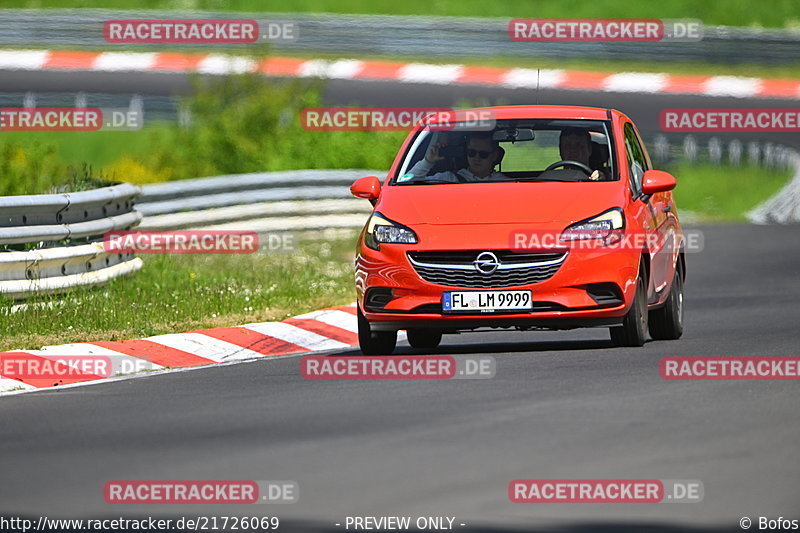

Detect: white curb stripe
92,52,157,72
501,68,564,89
398,63,464,85
242,321,350,351
145,332,266,362
703,76,762,98
0,50,49,70
197,55,257,75
603,72,668,93
0,378,37,392
293,309,358,333
299,59,364,79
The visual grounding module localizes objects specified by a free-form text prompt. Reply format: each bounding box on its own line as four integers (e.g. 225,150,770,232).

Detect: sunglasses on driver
466,149,494,159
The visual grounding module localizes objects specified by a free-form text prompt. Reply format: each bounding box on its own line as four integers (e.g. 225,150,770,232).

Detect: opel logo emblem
474,252,500,274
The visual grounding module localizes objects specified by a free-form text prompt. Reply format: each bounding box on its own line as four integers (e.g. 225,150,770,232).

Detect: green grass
0,76,407,195
0,232,359,351
6,0,800,28
0,129,170,169
670,162,792,222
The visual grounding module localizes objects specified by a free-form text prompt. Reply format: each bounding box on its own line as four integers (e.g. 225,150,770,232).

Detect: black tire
358,306,397,355
648,263,684,340
610,266,648,347
407,329,442,350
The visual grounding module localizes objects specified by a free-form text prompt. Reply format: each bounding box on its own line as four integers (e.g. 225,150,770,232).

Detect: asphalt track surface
2,223,799,532
2,70,800,148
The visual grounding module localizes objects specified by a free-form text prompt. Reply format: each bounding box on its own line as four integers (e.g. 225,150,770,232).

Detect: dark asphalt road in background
1,70,799,148
2,224,799,532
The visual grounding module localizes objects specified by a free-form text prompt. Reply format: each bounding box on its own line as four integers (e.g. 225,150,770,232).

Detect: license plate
442,290,532,313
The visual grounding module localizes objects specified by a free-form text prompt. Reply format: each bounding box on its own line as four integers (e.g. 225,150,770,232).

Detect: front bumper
356,240,640,332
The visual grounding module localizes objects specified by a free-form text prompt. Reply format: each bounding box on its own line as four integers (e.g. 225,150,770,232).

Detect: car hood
377,182,626,225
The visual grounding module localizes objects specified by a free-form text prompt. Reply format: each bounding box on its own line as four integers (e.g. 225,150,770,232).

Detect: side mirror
641,170,676,195
350,176,382,201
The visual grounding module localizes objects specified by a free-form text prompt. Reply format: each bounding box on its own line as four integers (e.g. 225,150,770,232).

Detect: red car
350,106,685,354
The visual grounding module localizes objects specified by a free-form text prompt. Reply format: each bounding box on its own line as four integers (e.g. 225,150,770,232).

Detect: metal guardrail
136,169,378,231
0,184,143,301
748,151,800,224
0,10,799,65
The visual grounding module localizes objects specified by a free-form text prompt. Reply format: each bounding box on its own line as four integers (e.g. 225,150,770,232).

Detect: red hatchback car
351,106,685,354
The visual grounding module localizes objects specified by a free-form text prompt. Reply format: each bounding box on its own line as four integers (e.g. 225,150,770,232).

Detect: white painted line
145,332,265,362
603,72,668,93
398,63,464,85
92,52,157,72
242,321,350,351
501,68,564,89
703,76,762,98
0,50,49,70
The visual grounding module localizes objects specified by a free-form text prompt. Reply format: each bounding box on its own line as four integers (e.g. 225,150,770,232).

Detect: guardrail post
708,137,722,166
747,142,761,167
652,135,670,165
728,139,743,167
683,135,698,163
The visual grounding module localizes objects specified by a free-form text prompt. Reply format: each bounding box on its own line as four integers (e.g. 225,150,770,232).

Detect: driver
408,132,507,182
542,127,602,181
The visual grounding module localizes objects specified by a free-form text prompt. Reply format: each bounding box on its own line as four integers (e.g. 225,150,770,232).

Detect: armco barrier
136,169,378,231
1,170,376,301
0,184,143,301
747,151,800,224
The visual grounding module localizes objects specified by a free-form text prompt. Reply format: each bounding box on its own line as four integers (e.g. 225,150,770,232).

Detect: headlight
560,208,625,245
364,213,418,250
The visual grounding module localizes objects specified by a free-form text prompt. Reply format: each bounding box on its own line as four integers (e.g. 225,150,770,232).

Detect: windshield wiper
396,178,454,185
513,177,586,183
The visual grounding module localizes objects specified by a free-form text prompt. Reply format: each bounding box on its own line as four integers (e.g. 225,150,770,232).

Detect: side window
624,123,647,196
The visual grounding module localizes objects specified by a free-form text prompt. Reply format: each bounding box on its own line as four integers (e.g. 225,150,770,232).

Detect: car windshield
393,118,615,185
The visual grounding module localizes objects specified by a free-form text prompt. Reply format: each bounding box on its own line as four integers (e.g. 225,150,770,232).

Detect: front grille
407,250,566,289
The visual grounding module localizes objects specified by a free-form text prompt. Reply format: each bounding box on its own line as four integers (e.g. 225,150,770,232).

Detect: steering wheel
544,160,594,176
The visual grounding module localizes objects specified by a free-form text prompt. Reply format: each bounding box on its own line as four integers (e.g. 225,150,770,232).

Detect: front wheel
610,268,648,347
648,263,684,340
358,306,397,355
407,329,442,350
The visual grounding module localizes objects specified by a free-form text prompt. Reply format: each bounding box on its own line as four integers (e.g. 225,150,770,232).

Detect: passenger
409,132,507,182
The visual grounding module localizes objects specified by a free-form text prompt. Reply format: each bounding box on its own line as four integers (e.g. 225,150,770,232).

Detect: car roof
436,105,616,123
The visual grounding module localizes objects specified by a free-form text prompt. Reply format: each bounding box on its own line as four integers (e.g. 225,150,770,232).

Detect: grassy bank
0,232,359,352
670,162,792,222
